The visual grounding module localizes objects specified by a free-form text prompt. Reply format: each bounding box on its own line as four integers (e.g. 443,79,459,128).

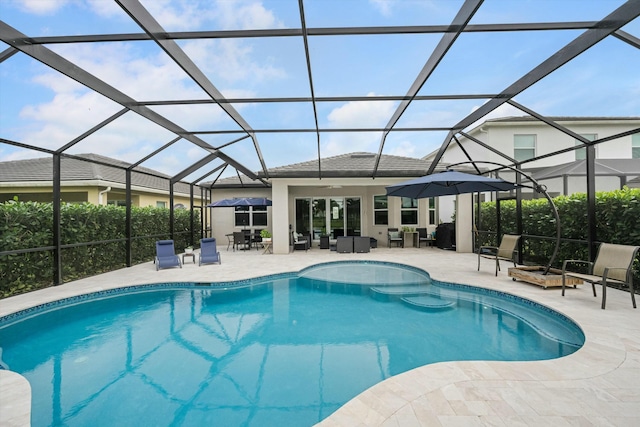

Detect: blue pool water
0,261,584,427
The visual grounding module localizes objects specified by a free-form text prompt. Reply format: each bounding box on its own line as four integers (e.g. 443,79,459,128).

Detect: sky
1,0,639,181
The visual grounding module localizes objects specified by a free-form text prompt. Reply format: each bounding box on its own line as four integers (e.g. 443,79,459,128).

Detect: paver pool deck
1,247,639,426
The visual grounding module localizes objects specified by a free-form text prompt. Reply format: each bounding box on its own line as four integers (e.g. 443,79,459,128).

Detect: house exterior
0,154,193,207
209,152,447,254
422,116,640,220
424,116,640,168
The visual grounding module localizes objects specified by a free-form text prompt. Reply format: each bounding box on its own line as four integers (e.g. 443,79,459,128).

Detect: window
235,206,267,227
156,201,166,208
633,133,640,159
427,197,436,225
373,195,388,225
575,134,597,160
513,134,536,161
400,197,418,225
107,200,126,207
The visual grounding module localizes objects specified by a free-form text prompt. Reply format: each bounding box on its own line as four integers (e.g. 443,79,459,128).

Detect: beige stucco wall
209,177,441,254
208,188,273,249
0,182,193,208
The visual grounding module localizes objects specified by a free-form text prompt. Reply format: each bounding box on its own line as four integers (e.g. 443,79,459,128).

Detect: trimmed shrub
1,201,199,298
477,187,640,287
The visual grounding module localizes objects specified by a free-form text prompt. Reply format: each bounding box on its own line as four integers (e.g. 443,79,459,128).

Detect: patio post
271,181,289,254
455,193,473,252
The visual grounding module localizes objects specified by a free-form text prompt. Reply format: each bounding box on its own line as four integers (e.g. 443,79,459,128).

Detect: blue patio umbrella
206,197,272,207
385,170,521,199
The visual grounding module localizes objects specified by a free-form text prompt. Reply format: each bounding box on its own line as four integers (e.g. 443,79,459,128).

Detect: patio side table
403,231,418,248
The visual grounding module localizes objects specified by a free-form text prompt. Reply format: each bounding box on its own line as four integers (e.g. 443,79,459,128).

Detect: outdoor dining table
225,232,261,251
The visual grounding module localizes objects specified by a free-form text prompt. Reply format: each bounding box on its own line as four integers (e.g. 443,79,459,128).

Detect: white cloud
138,0,282,31
369,0,396,17
327,94,396,128
86,0,122,17
14,0,70,14
211,0,283,30
183,39,286,84
321,94,397,156
139,0,210,30
467,102,525,131
388,140,417,157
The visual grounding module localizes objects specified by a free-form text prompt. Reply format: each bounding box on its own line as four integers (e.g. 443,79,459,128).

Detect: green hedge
1,202,199,298
477,187,640,287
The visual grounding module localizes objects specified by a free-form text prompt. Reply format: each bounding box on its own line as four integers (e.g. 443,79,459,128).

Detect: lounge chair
155,240,182,270
199,237,221,266
477,234,520,276
388,228,403,248
562,243,639,309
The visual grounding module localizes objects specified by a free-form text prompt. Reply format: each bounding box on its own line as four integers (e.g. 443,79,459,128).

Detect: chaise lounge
199,237,221,266
155,240,182,270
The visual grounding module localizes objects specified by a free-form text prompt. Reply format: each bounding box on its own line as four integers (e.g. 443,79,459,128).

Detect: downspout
98,186,111,205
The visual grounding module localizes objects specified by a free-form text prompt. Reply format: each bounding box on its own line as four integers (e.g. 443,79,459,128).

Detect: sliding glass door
329,198,344,238
346,197,361,236
296,197,361,241
312,198,326,239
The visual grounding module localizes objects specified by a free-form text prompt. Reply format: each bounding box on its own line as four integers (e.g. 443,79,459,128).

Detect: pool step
370,284,431,296
401,295,456,311
370,285,456,310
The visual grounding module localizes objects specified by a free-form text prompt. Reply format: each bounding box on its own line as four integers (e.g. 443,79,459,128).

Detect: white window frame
235,206,268,228
400,197,418,226
632,133,640,159
575,134,597,160
513,134,536,162
373,195,388,225
427,197,437,225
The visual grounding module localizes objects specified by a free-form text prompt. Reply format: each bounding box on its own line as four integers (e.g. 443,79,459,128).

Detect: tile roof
0,154,191,194
260,152,432,178
209,152,453,188
484,116,640,124
529,159,640,180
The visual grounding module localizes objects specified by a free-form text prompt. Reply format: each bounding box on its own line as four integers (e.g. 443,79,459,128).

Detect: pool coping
1,249,639,426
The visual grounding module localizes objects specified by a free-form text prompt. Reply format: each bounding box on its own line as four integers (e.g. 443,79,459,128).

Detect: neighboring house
422,116,640,220
209,152,449,254
424,116,640,168
0,153,193,208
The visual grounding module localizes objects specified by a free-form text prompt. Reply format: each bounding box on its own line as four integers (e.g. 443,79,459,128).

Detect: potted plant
185,245,194,254
260,229,272,242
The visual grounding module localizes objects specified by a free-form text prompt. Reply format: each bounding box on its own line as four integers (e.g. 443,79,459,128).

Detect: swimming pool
0,261,584,427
